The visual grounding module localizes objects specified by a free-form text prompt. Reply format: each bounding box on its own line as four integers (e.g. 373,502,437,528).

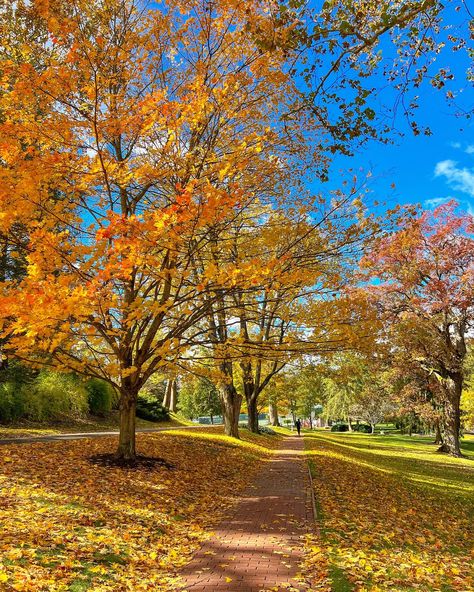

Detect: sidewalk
0,424,218,445
179,435,313,592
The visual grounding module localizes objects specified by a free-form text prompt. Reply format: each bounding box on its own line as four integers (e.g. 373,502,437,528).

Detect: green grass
302,429,474,591
306,429,474,502
329,564,354,592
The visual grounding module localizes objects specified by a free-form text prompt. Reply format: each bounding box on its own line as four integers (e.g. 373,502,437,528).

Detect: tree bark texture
269,401,279,426
438,374,463,457
169,379,178,412
220,382,242,438
116,387,138,460
247,396,259,433
434,420,443,445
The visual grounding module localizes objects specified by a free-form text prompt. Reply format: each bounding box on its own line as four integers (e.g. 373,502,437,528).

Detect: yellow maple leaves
0,429,274,591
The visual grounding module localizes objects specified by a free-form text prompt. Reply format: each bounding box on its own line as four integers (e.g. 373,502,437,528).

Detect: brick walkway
179,435,312,592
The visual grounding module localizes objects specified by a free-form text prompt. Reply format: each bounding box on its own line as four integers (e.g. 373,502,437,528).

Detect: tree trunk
169,379,178,413
116,388,138,460
162,379,171,409
247,396,259,433
269,401,279,426
438,375,463,457
240,363,259,433
210,414,214,425
219,382,242,438
347,415,353,432
434,419,443,445
370,422,375,434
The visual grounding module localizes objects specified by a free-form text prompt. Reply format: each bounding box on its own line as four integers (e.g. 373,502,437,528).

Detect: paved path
0,424,218,445
179,435,313,592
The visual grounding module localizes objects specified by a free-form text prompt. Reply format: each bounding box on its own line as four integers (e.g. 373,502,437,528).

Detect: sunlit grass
161,425,283,452
305,430,474,501
302,430,474,591
271,425,295,436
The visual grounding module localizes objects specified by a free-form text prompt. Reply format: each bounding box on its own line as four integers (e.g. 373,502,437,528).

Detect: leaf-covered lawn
0,428,279,591
303,431,474,592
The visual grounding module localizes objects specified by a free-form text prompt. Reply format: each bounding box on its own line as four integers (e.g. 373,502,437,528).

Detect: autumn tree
362,201,474,456
266,363,327,427
385,334,445,440
168,1,467,437
462,347,474,431
197,167,387,436
0,3,52,370
233,200,374,433
266,369,299,426
0,0,304,459
293,366,326,429
350,382,394,434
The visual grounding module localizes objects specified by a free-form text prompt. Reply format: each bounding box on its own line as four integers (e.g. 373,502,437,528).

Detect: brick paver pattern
179,435,312,592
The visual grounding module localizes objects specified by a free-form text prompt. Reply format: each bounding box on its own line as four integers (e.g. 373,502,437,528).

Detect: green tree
179,377,221,423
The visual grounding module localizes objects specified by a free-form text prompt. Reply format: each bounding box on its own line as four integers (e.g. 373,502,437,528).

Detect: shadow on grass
304,431,474,503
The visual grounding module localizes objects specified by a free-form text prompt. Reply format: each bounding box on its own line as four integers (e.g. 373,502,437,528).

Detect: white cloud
424,197,451,209
450,141,461,149
423,195,474,217
466,145,474,155
434,159,474,197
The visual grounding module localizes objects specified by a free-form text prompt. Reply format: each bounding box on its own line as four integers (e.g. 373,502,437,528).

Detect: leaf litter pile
0,429,277,591
303,433,474,592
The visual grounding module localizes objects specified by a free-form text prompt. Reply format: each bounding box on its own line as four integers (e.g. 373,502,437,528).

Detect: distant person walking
295,418,301,436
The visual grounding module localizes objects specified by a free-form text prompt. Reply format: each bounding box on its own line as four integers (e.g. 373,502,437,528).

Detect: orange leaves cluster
0,430,270,591
303,434,474,591
0,0,309,397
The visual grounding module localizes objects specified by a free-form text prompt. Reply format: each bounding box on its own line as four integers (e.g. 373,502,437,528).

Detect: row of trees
266,340,474,444
0,0,471,459
262,204,474,455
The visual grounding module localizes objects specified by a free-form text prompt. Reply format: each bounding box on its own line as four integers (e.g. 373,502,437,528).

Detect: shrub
22,371,89,421
136,396,169,422
0,366,90,422
0,363,36,422
258,426,276,435
86,379,114,416
330,423,349,432
0,381,24,422
354,423,372,433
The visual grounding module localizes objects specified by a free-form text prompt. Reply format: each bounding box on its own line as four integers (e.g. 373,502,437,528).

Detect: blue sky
320,4,473,216
330,103,474,216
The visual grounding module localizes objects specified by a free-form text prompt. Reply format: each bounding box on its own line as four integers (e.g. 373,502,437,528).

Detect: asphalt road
0,424,219,445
